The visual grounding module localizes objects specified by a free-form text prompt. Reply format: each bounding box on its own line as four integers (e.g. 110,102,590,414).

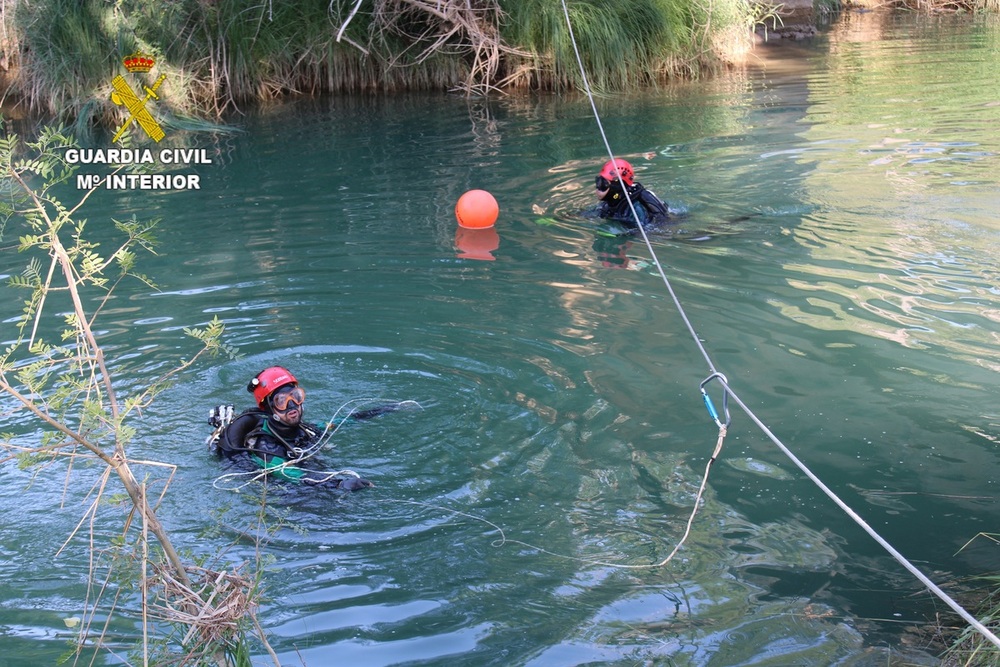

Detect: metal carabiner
699,372,731,429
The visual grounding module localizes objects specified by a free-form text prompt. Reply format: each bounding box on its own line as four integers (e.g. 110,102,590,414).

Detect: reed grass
127,0,466,111
11,0,119,115
846,0,998,9
941,579,1000,666
500,0,752,90
938,534,1000,666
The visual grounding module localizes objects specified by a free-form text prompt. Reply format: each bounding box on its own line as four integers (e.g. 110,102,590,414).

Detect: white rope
212,398,421,491
558,0,1000,649
723,382,1000,646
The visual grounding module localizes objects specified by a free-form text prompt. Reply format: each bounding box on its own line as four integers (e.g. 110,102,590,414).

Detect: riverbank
4,0,997,137
0,0,761,135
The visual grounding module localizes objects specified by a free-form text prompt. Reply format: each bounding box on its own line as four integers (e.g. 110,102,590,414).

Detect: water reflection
454,226,500,261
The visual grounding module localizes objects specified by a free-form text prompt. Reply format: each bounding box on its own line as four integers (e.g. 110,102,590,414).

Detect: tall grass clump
2,0,383,124
4,0,122,126
500,0,760,91
1,0,230,139
128,0,379,114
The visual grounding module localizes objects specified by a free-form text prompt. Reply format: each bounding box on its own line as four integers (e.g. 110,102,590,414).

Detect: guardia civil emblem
110,52,167,143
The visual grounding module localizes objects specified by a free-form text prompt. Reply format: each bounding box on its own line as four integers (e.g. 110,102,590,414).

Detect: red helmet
248,366,297,408
599,159,634,186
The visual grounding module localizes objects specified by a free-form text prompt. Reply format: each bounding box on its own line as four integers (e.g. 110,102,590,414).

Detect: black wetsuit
597,182,669,229
213,408,376,489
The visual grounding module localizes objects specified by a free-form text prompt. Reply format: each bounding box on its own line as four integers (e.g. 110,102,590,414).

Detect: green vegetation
0,0,762,130
941,534,1000,666
944,578,1000,666
502,0,736,90
847,0,999,10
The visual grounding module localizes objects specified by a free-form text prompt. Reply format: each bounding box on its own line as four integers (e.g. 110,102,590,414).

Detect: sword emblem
111,73,167,143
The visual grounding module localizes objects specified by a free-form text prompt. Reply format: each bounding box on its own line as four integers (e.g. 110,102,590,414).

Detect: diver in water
207,366,415,490
592,158,669,231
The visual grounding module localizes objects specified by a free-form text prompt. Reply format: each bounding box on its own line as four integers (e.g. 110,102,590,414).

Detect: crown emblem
123,52,155,73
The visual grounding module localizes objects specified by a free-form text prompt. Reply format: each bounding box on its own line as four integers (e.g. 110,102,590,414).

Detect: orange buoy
455,189,499,229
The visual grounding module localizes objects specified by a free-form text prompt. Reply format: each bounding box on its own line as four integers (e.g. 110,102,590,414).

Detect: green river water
2,9,1000,666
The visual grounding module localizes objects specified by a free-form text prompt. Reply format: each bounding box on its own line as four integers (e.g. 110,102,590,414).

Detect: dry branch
146,564,257,647
341,0,529,95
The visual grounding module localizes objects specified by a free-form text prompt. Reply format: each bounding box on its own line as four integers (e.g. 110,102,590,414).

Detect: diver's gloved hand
337,477,375,491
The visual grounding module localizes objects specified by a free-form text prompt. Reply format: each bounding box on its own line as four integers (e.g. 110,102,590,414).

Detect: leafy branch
1,120,267,665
